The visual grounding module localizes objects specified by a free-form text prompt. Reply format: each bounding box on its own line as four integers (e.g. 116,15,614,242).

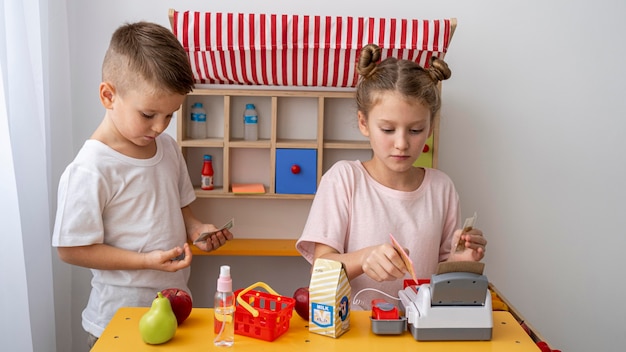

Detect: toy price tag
455,212,477,252
390,233,418,285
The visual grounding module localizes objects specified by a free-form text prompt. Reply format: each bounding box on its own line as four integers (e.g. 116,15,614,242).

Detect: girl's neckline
357,160,426,192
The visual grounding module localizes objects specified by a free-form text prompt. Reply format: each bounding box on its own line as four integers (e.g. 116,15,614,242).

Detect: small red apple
293,287,309,321
159,288,193,325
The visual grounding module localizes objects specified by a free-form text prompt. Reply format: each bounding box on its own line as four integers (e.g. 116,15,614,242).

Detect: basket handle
236,281,280,318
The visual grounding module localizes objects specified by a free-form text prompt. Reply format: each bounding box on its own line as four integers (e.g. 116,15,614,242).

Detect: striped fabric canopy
169,9,455,87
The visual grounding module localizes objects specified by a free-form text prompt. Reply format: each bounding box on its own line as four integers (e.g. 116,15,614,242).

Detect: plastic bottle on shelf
214,265,235,347
190,102,207,139
243,103,258,141
201,155,214,190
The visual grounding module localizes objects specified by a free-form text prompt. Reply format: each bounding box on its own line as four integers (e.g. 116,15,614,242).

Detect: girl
296,44,486,308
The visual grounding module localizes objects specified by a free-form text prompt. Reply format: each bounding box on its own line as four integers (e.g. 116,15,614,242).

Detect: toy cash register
398,262,493,341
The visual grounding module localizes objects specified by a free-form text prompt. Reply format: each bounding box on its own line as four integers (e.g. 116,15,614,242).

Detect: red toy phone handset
371,299,399,320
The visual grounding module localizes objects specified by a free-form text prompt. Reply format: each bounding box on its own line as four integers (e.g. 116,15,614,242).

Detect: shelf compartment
229,148,270,187
276,96,318,141
184,147,224,189
275,148,317,195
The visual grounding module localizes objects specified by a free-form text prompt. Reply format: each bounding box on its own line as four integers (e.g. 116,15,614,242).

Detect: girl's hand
143,242,193,272
450,228,487,261
361,243,409,282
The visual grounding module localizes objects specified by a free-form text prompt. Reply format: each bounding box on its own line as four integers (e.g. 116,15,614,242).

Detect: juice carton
308,258,351,338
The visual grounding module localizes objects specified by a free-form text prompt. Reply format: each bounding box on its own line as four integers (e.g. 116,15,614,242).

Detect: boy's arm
181,206,233,252
56,243,192,272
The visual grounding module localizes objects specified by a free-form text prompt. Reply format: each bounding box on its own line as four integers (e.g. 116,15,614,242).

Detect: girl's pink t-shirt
296,160,460,308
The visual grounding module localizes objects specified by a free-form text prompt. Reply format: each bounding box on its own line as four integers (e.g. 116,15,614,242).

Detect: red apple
293,287,309,321
159,288,193,325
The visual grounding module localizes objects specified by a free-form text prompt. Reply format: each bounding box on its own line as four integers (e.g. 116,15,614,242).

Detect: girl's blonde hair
355,44,451,121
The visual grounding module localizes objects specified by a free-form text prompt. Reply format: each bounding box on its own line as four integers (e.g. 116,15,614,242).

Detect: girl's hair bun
356,44,382,78
427,57,452,83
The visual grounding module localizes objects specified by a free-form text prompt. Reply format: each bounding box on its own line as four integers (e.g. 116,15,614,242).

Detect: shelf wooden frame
177,87,441,255
190,238,299,257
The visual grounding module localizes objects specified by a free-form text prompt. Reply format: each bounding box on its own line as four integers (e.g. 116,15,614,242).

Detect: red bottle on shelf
201,154,214,190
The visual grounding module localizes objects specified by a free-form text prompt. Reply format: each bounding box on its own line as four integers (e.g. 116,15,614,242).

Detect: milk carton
308,258,351,338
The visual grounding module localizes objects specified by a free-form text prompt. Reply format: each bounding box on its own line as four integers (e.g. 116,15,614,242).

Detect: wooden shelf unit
177,87,438,256
177,88,364,199
177,88,437,198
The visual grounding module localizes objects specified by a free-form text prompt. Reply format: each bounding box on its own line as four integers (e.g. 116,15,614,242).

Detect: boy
52,21,233,347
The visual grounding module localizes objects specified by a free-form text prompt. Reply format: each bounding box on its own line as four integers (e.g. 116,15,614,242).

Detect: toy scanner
398,271,493,341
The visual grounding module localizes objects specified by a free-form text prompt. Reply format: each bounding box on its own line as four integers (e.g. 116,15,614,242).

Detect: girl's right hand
361,243,409,282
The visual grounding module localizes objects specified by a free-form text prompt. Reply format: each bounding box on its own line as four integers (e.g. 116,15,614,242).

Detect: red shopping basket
234,282,296,342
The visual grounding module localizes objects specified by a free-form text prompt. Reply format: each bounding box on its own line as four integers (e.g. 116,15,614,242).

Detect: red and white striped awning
169,10,455,87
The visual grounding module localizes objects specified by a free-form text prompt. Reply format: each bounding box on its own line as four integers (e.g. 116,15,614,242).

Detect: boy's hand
193,228,234,252
450,228,487,262
144,243,193,272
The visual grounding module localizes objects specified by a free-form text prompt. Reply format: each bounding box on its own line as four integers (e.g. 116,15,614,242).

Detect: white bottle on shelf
190,102,207,139
243,103,258,141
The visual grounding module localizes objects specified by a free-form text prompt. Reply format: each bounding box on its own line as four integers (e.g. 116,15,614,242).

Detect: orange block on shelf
232,183,266,194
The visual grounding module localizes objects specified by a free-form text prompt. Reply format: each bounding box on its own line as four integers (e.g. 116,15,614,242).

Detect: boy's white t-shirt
296,160,461,308
52,134,196,337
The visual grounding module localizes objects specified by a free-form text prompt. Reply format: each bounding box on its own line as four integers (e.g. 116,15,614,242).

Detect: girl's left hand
450,228,487,261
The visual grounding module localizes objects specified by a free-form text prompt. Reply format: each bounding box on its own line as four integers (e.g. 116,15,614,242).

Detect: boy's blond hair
102,21,194,96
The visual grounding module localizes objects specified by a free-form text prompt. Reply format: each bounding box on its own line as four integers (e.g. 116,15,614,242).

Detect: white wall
52,0,626,351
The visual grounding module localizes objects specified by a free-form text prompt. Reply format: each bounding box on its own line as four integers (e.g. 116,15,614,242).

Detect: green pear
139,292,178,344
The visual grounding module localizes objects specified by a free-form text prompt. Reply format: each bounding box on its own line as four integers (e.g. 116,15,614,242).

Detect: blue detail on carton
312,303,333,328
340,296,349,321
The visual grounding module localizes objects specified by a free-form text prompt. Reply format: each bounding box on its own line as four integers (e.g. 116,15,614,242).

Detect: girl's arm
313,243,408,282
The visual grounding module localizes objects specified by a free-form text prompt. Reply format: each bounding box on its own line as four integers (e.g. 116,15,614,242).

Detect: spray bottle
214,265,234,346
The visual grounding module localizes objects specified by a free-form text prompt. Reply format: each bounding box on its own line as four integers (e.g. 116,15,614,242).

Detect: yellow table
92,308,540,351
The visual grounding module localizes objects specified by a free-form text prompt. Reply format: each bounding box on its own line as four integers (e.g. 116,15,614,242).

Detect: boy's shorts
87,332,98,350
